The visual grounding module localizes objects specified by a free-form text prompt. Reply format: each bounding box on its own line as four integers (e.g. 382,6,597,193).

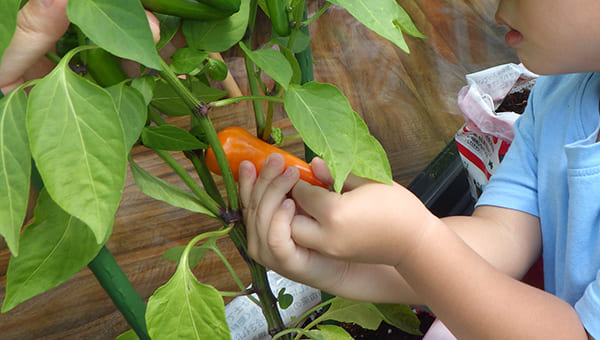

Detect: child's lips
495,15,522,47
505,29,523,47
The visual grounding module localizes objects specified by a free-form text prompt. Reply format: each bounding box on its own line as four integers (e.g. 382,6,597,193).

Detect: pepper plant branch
262,101,275,141
262,86,285,141
300,2,330,27
153,148,223,217
44,51,61,64
157,58,239,214
211,242,260,305
229,222,289,338
210,94,284,107
244,53,267,137
184,150,226,208
147,106,167,125
286,0,307,51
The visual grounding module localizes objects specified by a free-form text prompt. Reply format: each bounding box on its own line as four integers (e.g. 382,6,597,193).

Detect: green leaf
155,13,181,51
0,89,30,256
130,75,156,105
162,242,213,269
26,47,127,244
0,0,19,62
272,30,311,54
141,125,207,151
1,189,103,313
151,78,227,116
239,42,293,90
284,82,392,192
351,115,393,183
277,44,302,85
327,0,424,53
371,303,422,335
304,324,353,340
182,0,250,52
129,158,216,217
205,58,228,82
277,288,293,309
170,48,209,75
319,298,383,330
146,251,230,339
115,329,139,340
66,0,162,69
106,83,148,151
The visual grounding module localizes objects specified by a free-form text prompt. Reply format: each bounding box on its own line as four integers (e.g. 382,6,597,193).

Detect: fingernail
281,199,294,210
283,166,297,177
266,153,280,165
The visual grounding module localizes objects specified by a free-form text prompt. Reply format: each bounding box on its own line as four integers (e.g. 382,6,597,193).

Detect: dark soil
497,88,530,114
340,310,435,339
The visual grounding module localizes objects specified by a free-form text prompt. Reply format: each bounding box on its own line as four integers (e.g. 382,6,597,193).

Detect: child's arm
240,153,591,338
400,208,590,339
240,154,531,303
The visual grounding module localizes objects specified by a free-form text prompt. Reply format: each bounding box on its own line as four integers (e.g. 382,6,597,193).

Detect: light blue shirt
476,72,600,337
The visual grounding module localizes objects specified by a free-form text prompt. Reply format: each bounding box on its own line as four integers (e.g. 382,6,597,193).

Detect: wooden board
0,1,518,338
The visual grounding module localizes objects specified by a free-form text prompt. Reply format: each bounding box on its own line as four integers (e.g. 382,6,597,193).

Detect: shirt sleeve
576,270,600,337
475,90,540,218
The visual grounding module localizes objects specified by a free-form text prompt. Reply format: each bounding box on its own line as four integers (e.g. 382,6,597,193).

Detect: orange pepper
205,126,327,188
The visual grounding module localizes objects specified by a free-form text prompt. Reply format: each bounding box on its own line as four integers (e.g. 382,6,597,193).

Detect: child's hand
288,158,436,266
239,153,355,287
240,152,437,276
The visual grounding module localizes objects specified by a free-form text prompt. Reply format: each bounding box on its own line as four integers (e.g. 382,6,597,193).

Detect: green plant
0,0,425,338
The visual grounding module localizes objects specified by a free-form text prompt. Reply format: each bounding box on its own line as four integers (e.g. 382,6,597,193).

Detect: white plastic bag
454,63,537,197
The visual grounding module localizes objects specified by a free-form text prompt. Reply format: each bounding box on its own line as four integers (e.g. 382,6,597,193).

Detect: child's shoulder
532,72,598,99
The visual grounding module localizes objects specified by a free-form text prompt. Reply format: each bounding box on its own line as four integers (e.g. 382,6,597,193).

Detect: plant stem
229,222,290,339
301,2,330,27
153,149,223,217
294,2,318,162
210,95,284,107
147,106,167,126
88,246,150,340
244,0,267,137
45,51,61,64
157,58,239,214
184,150,226,207
262,100,275,141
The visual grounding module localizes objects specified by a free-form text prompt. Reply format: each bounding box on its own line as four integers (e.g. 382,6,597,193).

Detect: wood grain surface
0,1,518,338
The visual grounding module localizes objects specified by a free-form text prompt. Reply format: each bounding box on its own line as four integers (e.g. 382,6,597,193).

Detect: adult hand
0,0,70,94
0,0,161,94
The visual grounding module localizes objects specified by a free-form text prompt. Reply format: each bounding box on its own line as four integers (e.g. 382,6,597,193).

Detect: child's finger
253,165,299,235
291,180,339,223
248,153,287,212
265,199,299,263
289,213,327,251
238,160,257,216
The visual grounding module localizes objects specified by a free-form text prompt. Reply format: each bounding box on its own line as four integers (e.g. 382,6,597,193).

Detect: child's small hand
240,152,436,277
239,153,353,287
288,158,436,266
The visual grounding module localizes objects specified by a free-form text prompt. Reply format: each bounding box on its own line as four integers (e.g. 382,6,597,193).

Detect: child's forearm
316,262,422,304
395,213,589,339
